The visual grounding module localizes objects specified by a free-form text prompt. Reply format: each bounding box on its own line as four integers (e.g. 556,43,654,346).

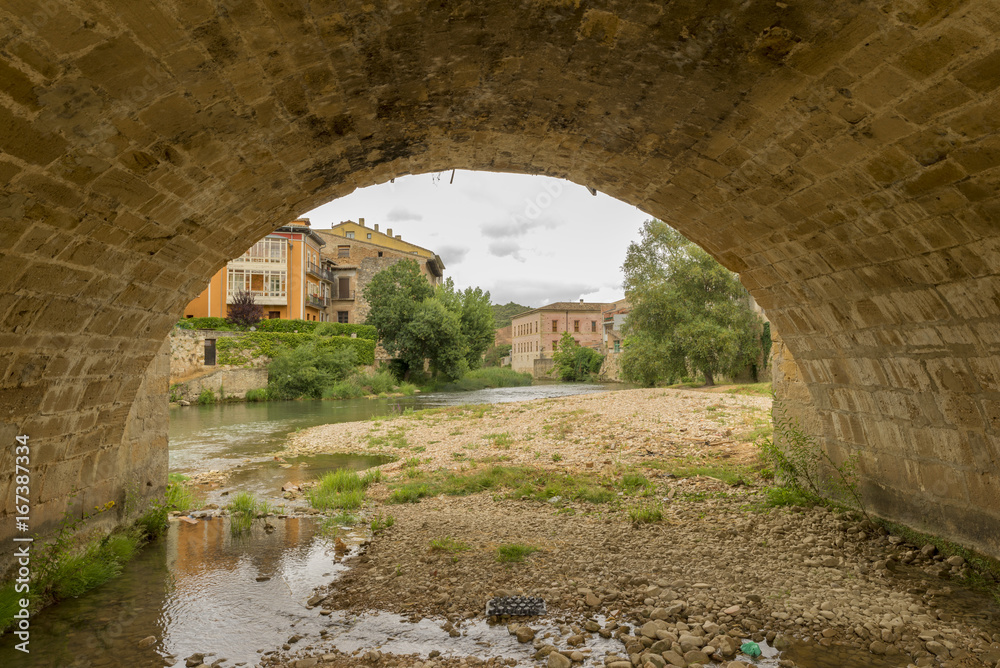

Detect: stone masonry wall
172,367,269,402
4,0,1000,561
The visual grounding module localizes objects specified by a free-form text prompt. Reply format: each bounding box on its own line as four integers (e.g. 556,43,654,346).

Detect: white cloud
487,240,524,261
437,245,470,265
386,206,423,222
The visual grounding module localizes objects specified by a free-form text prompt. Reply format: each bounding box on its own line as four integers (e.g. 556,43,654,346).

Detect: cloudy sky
305,171,650,307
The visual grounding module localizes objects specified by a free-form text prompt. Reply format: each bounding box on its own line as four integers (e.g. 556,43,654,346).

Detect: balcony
331,289,355,301
306,263,335,281
227,289,286,306
306,294,328,309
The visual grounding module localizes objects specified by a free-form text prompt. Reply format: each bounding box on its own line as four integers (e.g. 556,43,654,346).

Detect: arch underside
2,0,1000,562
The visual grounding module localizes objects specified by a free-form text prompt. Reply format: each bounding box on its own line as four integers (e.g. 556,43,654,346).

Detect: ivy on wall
217,332,375,366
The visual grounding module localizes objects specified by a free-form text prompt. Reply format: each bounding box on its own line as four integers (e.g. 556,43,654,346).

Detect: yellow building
183,219,333,322
323,217,437,258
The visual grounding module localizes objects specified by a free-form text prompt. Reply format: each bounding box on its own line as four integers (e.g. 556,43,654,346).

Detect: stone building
600,298,630,356
315,218,445,324
510,301,612,377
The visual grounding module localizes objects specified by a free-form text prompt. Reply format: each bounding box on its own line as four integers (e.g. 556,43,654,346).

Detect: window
367,233,372,239
552,320,558,332
591,321,597,332
346,232,355,239
614,340,620,353
552,340,558,350
338,245,350,258
378,251,383,257
204,339,216,365
268,311,280,319
574,320,580,332
338,277,350,298
337,311,349,323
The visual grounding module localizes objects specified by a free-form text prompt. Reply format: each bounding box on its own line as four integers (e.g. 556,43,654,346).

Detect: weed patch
496,543,539,563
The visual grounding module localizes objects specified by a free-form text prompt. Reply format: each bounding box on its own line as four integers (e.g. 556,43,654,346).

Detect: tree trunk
703,369,715,386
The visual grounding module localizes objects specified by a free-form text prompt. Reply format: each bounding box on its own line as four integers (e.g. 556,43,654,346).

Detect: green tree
267,342,358,399
457,285,495,369
551,332,604,382
363,261,494,380
621,220,763,386
483,343,512,367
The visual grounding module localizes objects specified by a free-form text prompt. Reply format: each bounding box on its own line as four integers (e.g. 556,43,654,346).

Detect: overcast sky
305,171,650,307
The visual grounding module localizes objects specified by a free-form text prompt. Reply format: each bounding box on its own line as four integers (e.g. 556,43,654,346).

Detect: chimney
359,217,365,227
579,299,584,303
395,235,401,240
386,228,393,237
374,224,379,233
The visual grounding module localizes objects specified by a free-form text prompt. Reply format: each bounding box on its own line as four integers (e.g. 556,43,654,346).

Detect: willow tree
621,220,764,386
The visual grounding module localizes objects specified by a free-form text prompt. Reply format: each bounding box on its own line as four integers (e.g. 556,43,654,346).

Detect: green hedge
254,319,320,334
176,317,236,331
254,319,377,340
217,332,375,366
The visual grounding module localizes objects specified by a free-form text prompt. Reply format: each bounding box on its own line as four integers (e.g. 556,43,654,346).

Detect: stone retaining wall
172,367,269,402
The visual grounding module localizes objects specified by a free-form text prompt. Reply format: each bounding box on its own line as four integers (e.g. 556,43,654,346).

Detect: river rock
585,592,602,608
293,660,319,668
684,649,711,665
661,649,686,666
516,626,536,643
185,655,205,668
548,651,572,668
137,636,156,648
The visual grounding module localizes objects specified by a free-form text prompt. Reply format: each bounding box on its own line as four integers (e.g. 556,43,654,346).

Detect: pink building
510,300,612,376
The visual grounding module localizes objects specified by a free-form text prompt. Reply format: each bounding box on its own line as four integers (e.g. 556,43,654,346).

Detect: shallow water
0,518,357,667
169,383,627,475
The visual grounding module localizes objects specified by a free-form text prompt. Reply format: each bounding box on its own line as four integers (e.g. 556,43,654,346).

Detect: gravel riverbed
218,388,1000,668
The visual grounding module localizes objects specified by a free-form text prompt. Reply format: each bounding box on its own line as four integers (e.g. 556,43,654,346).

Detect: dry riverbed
237,388,1000,668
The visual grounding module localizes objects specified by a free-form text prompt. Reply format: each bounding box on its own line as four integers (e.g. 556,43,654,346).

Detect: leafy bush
268,342,359,399
218,331,375,366
244,388,270,402
176,317,234,331
324,379,364,400
196,388,216,405
356,370,397,395
255,318,320,334
227,289,264,329
430,367,532,392
551,333,604,382
313,321,379,340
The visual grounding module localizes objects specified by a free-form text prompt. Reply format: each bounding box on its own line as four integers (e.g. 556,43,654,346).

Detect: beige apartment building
510,301,612,376
315,218,445,324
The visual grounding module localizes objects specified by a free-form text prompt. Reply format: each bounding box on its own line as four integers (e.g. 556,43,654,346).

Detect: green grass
484,432,513,448
370,513,395,534
307,469,381,510
386,465,617,505
724,382,772,396
617,472,653,494
429,536,471,553
388,483,433,504
762,486,816,507
227,491,262,535
167,472,190,483
628,502,664,524
166,481,198,513
496,543,539,563
367,427,409,449
428,367,533,392
551,453,562,462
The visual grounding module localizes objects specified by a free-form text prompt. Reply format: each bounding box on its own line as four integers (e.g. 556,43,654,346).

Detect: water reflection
0,518,348,668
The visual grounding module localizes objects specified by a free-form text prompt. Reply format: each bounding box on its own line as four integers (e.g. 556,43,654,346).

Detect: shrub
176,317,234,331
552,332,604,382
196,388,216,405
268,341,359,399
226,289,264,329
244,388,270,402
357,370,397,395
324,379,364,400
217,332,376,366
313,321,379,340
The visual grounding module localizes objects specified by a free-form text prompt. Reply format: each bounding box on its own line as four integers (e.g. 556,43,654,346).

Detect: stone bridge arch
2,0,1000,563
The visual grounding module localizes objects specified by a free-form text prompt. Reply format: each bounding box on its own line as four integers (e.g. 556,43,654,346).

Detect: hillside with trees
491,301,531,328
